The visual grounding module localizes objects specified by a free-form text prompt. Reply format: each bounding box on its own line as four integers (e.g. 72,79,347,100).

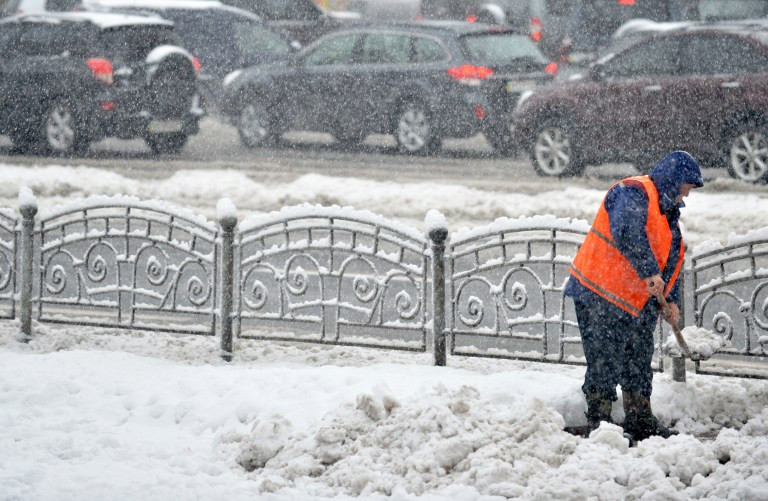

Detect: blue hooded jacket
565,151,703,306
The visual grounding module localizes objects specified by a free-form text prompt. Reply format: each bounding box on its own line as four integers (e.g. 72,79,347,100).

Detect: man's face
675,183,697,204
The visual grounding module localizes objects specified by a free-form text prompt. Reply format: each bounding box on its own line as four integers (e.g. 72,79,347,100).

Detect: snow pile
663,326,729,360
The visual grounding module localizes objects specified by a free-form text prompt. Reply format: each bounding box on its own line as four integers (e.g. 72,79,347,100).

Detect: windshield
461,33,547,67
694,0,768,21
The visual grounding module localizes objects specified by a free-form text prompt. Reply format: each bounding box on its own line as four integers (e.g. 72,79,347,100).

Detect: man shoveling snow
564,151,704,442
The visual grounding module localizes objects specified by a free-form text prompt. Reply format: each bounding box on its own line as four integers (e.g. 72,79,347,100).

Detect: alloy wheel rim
398,108,429,152
240,103,268,144
534,127,571,176
46,105,75,151
731,131,768,183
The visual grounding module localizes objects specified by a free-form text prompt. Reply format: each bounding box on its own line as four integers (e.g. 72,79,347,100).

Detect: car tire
396,102,439,155
485,124,516,156
41,99,89,156
238,100,276,148
529,118,584,177
724,120,768,183
145,132,188,155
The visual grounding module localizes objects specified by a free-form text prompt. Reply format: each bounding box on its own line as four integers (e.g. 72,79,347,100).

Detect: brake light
466,15,477,23
618,0,636,4
192,56,201,74
86,58,114,85
530,17,543,43
474,104,486,120
545,62,558,76
447,65,494,85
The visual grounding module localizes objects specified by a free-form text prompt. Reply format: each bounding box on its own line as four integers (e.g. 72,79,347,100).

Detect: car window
234,19,294,58
13,23,92,57
227,0,322,21
412,36,447,63
682,33,768,74
602,35,681,78
100,25,180,62
461,33,547,66
358,33,410,64
301,34,358,65
694,0,768,21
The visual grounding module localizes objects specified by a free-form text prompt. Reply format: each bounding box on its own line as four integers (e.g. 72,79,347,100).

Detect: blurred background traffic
1,0,768,182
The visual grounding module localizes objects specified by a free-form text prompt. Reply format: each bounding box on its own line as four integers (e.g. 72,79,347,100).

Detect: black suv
81,0,298,113
221,21,555,154
0,12,203,155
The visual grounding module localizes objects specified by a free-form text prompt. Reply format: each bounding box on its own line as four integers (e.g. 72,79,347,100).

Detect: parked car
221,21,556,154
0,12,203,155
81,0,298,112
512,21,768,182
214,0,360,45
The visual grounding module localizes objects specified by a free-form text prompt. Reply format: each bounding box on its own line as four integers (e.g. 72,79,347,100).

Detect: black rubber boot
585,394,614,432
622,391,678,441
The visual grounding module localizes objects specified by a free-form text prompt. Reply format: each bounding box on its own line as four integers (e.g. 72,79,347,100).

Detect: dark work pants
574,294,659,401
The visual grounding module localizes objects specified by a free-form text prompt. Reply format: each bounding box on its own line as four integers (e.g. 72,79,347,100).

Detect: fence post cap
217,198,238,231
18,187,38,218
426,209,448,244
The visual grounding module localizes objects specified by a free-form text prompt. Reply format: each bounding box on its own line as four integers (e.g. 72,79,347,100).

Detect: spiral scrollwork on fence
235,206,428,350
37,199,218,334
447,217,588,362
0,211,17,319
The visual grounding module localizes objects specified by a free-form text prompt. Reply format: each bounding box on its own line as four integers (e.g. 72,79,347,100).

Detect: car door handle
643,85,662,92
721,81,741,88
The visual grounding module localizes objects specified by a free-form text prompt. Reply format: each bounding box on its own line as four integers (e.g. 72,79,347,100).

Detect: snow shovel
656,293,702,361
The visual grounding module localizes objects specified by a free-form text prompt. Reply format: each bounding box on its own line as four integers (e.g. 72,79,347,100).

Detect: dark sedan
513,21,768,183
221,21,556,154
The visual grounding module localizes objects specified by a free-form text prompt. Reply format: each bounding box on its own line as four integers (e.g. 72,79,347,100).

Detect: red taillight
618,0,636,4
447,65,494,84
545,62,558,76
474,104,486,120
466,15,477,23
86,58,114,85
530,17,543,43
100,101,115,111
192,56,201,73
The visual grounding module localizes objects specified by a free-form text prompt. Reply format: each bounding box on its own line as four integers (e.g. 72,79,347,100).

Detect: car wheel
238,100,275,148
485,123,516,156
724,121,768,183
396,102,439,155
530,118,583,177
42,99,89,156
145,132,188,155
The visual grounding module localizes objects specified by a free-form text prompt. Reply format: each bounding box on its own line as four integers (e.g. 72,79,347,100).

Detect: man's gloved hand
645,274,665,297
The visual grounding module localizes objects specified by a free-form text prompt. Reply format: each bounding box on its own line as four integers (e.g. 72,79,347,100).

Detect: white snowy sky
2,163,768,500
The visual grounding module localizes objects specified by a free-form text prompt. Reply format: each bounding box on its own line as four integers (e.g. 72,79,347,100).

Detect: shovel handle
656,293,696,360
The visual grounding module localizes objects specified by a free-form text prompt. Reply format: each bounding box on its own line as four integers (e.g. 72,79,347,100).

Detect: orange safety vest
569,176,684,316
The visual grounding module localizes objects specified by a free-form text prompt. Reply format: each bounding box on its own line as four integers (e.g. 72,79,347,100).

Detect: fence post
18,188,37,343
427,210,448,367
218,199,238,362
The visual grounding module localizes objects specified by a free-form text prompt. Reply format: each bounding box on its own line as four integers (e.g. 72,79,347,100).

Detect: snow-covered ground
2,163,768,500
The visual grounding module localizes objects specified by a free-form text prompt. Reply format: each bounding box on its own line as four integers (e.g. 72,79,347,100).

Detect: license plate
148,120,183,133
505,80,535,93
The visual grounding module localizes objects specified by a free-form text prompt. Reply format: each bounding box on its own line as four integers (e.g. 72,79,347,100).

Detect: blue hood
649,151,704,213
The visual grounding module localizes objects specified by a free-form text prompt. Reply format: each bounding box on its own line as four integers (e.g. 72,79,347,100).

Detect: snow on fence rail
5,193,768,379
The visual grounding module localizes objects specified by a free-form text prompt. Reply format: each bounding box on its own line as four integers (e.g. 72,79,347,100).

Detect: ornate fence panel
235,206,429,351
0,209,17,320
446,216,590,363
692,237,768,378
36,198,219,335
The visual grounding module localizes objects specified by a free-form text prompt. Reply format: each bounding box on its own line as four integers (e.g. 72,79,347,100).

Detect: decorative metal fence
35,198,219,335
234,206,430,352
6,193,768,380
692,237,768,378
0,209,17,320
445,216,589,364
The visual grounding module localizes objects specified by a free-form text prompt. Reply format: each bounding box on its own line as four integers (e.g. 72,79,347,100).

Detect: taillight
447,65,494,85
192,56,201,74
545,62,558,76
86,58,114,85
466,15,477,23
530,17,543,43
